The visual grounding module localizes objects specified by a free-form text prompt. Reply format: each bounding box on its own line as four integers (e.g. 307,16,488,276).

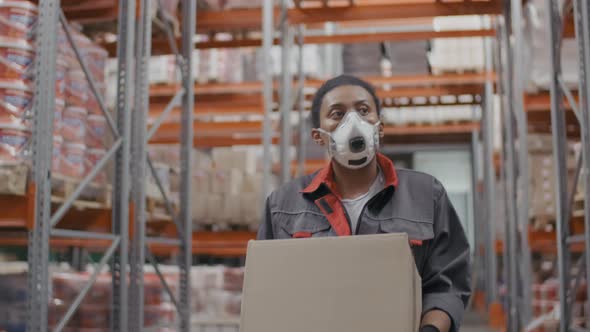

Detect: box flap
240,233,421,332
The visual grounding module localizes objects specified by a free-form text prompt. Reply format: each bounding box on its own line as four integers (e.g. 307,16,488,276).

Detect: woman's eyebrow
327,102,346,109
328,99,368,108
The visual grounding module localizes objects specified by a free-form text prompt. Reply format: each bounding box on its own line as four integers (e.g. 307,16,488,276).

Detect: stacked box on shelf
0,1,36,172
525,0,579,91
381,104,480,127
527,134,580,228
193,147,263,229
50,269,178,329
0,263,28,332
383,41,429,76
429,15,487,74
58,26,109,184
190,265,244,320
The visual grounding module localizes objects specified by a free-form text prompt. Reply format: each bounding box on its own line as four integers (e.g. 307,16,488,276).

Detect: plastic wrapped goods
0,37,33,81
0,79,32,127
0,123,28,163
52,135,62,171
61,106,87,143
86,83,106,115
83,45,108,84
60,142,85,178
0,1,37,40
85,114,106,149
55,55,67,100
65,69,88,107
54,98,64,133
85,148,106,183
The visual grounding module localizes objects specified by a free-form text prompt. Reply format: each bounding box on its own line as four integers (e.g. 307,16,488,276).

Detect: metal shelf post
129,0,152,329
546,1,572,329
179,1,196,330
27,0,60,330
498,15,520,332
262,0,274,200
573,0,590,327
482,28,498,305
510,0,533,325
111,0,136,329
279,0,293,184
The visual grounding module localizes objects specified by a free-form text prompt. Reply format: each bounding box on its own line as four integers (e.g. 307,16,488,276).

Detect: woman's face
312,85,383,146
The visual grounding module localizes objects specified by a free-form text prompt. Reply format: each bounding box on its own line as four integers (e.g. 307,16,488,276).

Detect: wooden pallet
431,67,485,76
0,163,28,196
531,215,555,231
51,174,111,210
146,196,177,222
194,222,256,233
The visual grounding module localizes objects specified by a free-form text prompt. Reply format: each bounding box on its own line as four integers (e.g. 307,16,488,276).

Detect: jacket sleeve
421,180,471,332
256,197,274,240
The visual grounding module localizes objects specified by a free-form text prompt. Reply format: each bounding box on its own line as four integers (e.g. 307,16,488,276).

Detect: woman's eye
331,110,344,119
359,107,369,115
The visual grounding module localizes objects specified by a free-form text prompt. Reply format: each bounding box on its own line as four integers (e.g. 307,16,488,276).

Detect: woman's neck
332,157,378,199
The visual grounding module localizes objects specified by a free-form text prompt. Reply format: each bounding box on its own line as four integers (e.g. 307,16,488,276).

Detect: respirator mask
318,112,381,170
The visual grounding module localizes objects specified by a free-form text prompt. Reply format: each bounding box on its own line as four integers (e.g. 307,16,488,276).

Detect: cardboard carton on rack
211,167,244,195
191,195,208,226
222,193,242,225
241,194,262,229
146,163,171,200
229,149,258,175
191,168,211,194
242,172,263,193
207,193,225,225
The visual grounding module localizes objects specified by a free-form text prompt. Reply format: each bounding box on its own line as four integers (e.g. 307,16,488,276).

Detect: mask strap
315,128,331,136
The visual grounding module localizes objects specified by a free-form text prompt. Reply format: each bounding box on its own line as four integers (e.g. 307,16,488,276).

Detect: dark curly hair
310,74,381,128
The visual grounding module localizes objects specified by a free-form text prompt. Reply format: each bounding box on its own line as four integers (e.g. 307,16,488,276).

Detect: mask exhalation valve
349,136,366,153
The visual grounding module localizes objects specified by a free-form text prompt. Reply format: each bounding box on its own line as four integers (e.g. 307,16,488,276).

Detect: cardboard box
211,168,244,195
207,194,224,224
242,172,263,193
240,233,421,332
241,194,262,228
192,168,211,193
191,194,208,225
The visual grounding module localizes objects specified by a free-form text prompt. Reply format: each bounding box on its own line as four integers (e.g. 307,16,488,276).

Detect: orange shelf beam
62,0,118,24
109,29,496,55
272,159,328,176
149,122,481,146
149,73,495,102
195,1,501,31
495,223,586,255
0,230,255,257
383,122,480,136
525,92,579,112
148,231,256,257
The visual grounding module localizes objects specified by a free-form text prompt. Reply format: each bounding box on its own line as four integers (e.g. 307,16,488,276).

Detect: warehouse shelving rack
544,0,590,331
0,0,547,331
141,0,503,323
495,0,590,331
127,0,195,330
25,0,136,331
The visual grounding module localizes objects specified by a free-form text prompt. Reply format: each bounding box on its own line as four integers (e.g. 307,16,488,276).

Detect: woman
257,75,471,332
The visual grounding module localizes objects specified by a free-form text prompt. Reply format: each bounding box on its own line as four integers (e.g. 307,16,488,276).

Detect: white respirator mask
318,111,381,170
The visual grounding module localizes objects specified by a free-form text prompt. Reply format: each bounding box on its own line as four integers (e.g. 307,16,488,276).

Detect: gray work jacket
257,153,471,332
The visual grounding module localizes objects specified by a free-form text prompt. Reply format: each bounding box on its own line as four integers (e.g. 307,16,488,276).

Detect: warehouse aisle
461,311,498,332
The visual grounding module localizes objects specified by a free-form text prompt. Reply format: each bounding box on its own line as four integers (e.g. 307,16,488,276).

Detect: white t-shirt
341,168,384,234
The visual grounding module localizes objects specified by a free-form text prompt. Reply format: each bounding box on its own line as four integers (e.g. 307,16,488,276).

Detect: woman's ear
311,128,324,145
378,122,384,138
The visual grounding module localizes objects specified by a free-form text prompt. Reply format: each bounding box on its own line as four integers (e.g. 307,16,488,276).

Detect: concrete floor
461,311,498,332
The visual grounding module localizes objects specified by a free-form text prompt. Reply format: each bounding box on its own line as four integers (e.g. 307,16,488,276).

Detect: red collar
301,153,399,195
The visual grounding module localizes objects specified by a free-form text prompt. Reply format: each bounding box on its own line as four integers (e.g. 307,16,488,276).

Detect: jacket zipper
355,188,390,235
